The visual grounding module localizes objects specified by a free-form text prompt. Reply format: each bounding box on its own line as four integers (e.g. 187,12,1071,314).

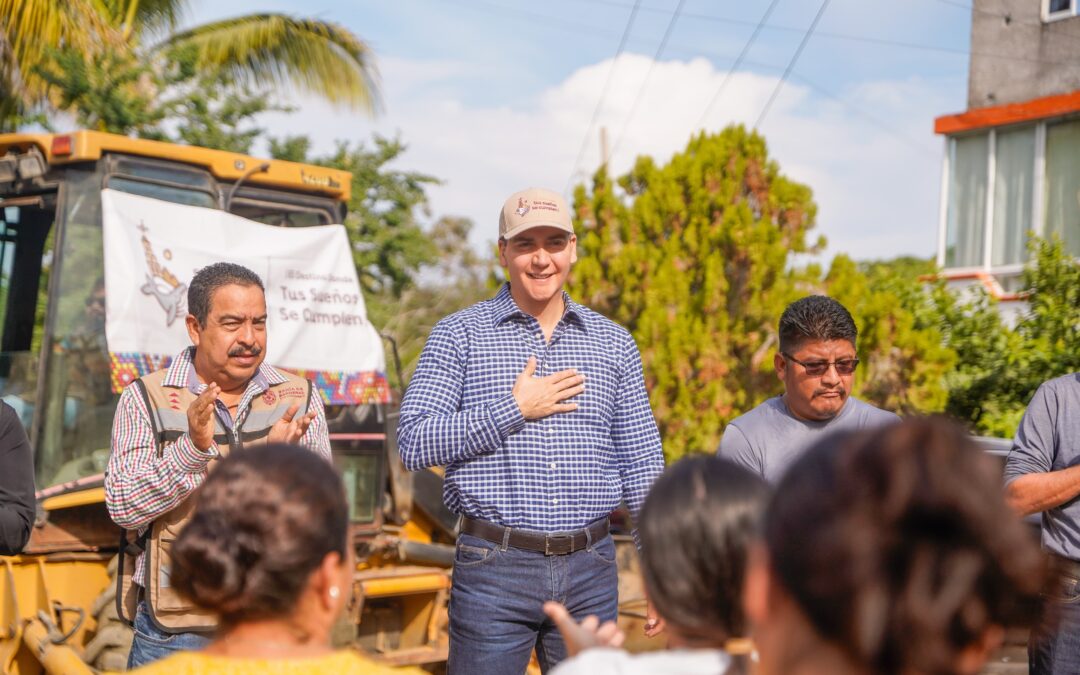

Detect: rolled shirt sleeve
717,424,763,479
1004,382,1058,486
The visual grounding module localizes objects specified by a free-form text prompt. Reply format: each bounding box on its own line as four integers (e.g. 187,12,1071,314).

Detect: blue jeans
448,530,619,675
127,601,212,669
1031,567,1080,674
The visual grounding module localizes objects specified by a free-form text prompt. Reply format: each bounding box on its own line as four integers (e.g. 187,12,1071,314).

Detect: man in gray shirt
1004,372,1080,675
718,296,898,484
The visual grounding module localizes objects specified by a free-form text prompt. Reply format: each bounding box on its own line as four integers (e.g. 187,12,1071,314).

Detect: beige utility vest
117,367,313,633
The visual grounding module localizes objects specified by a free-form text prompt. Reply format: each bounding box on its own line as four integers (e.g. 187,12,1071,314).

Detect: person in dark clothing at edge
0,401,36,555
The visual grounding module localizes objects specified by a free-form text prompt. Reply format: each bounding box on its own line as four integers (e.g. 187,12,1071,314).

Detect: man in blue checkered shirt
398,187,665,675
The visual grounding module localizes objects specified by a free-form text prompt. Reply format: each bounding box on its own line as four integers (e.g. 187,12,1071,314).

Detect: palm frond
159,13,380,113
102,0,187,42
0,0,118,66
0,0,124,119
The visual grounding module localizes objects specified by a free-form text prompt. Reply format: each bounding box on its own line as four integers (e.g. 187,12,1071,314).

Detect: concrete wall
969,0,1080,109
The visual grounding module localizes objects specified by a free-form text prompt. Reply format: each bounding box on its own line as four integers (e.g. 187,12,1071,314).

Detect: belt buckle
545,533,573,556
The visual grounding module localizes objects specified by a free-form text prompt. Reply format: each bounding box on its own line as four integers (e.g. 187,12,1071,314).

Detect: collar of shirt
162,347,288,422
489,283,587,333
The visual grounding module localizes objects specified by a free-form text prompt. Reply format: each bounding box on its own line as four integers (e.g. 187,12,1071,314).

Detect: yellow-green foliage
824,255,954,415
570,127,820,460
570,126,957,460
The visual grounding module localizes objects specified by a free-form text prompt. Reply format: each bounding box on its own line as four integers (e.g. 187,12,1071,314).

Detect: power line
420,0,1080,71
786,71,939,157
577,0,1080,68
755,0,832,129
607,0,687,164
695,0,782,132
564,0,643,193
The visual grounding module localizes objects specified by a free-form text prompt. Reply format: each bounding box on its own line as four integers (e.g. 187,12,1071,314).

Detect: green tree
0,0,119,129
2,0,379,132
271,134,441,296
370,215,496,390
268,134,494,391
941,237,1080,436
570,126,820,460
824,255,954,415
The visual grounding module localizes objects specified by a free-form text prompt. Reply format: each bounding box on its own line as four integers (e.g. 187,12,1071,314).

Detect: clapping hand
268,403,316,444
187,383,220,452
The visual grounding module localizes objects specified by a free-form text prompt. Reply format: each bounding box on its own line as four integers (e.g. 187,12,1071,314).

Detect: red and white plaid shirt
104,347,330,585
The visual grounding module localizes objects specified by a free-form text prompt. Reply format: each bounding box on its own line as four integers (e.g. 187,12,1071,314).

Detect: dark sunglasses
782,353,860,377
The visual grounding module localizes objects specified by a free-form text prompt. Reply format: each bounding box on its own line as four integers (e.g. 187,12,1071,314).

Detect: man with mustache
718,295,898,484
105,262,329,667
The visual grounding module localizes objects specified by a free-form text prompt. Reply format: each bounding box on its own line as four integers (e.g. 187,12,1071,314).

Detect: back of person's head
778,295,857,353
639,455,770,645
170,444,348,627
761,417,1044,675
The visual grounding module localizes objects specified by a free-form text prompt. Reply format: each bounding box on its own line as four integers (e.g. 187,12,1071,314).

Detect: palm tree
0,0,379,131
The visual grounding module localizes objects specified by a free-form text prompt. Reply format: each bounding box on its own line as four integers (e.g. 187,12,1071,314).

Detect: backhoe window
104,155,217,209
37,167,114,487
0,202,52,439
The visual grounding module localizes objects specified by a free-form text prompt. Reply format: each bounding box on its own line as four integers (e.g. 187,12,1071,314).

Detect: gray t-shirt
718,396,900,484
1003,373,1080,560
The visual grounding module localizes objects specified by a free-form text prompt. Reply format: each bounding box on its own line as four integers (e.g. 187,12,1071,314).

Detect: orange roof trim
935,90,1080,135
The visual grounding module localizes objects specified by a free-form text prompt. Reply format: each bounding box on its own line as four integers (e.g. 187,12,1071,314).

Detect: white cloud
256,52,956,262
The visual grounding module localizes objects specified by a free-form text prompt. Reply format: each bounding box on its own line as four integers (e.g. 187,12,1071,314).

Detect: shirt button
550,462,557,469
553,498,559,505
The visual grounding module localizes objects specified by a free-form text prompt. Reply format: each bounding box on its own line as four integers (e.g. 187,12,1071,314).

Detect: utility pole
599,126,610,168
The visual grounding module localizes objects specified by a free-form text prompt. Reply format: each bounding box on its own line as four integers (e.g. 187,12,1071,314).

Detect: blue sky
184,0,977,261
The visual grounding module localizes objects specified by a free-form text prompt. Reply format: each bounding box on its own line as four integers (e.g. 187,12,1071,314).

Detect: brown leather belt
460,516,609,556
1048,551,1080,579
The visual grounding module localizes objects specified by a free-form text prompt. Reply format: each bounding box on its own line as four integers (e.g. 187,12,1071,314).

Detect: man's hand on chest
512,356,585,420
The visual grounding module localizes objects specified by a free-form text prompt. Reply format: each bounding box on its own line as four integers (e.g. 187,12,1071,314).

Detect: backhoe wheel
83,555,133,672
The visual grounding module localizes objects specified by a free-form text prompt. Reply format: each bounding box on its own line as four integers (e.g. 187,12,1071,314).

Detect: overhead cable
564,0,643,193
607,0,687,164
694,0,783,132
755,0,832,129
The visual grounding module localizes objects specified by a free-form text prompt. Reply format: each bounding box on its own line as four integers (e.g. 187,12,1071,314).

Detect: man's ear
498,238,509,268
569,234,578,265
774,352,786,382
186,314,201,347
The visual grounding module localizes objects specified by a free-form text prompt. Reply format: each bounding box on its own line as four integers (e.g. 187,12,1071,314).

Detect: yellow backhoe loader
0,131,458,674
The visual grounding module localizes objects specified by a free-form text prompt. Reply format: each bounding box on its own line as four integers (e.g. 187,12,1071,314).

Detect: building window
946,134,988,268
992,126,1035,266
941,119,1080,271
1044,0,1077,21
1044,119,1080,256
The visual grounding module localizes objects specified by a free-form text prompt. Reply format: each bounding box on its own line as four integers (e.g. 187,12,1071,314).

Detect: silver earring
328,586,340,599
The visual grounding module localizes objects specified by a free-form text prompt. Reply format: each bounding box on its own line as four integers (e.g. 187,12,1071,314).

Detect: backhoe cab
0,131,455,674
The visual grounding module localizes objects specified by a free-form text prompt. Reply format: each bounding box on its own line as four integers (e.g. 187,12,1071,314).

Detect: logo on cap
515,197,531,217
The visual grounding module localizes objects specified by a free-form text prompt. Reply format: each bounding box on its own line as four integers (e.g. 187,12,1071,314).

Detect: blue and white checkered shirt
398,284,664,536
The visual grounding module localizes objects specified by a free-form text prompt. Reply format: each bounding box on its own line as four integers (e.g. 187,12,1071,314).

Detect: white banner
101,189,389,404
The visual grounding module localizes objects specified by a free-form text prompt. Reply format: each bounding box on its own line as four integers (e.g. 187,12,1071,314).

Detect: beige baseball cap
498,188,574,241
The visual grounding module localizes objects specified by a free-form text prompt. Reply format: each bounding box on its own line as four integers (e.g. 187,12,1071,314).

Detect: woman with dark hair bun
128,444,423,674
545,455,770,674
744,417,1046,675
